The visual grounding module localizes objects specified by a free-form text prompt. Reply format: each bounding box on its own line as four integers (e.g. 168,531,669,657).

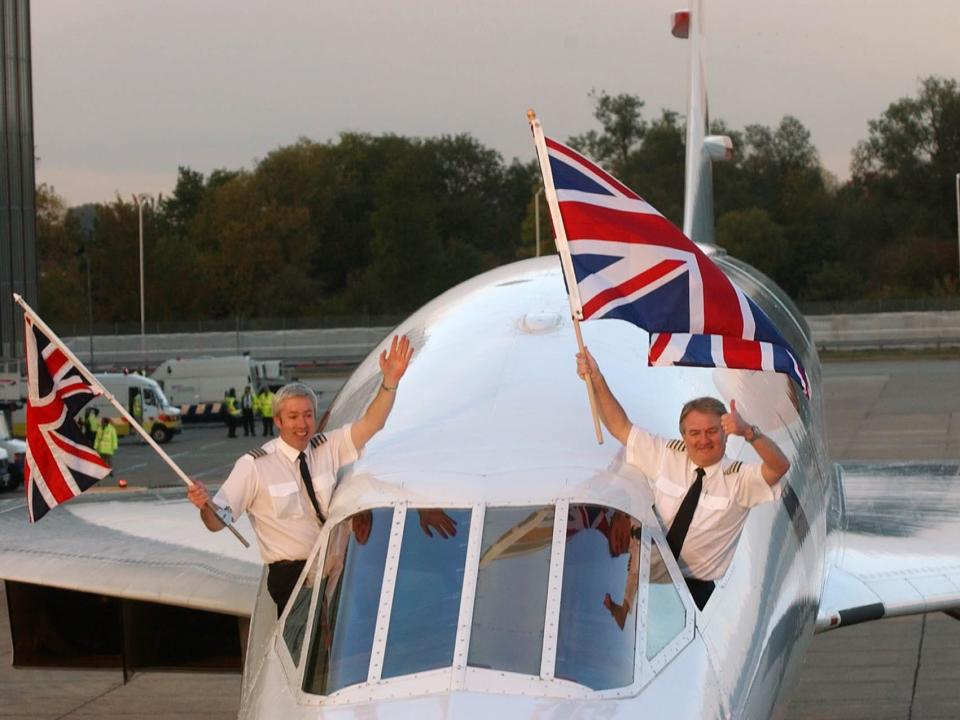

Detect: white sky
32,0,960,206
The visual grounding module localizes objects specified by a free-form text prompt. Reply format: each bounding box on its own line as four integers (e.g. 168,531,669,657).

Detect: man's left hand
721,399,750,437
380,334,414,388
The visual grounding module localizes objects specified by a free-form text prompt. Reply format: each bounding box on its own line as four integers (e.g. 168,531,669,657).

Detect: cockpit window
381,508,472,679
296,502,692,699
645,540,686,658
555,505,640,691
302,508,393,695
468,506,555,675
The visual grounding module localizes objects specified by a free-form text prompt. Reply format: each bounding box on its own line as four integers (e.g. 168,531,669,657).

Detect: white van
86,374,182,444
0,413,26,490
151,356,259,407
12,373,182,444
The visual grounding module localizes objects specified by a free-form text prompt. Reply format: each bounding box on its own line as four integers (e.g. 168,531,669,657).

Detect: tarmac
1,358,959,718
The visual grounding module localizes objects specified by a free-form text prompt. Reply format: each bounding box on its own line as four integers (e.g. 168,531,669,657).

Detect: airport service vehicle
88,373,183,444
0,445,12,492
1,4,958,718
0,413,25,490
151,355,262,406
11,372,182,444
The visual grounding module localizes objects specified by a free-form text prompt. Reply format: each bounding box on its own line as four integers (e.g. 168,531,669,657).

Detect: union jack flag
539,134,809,397
24,314,110,522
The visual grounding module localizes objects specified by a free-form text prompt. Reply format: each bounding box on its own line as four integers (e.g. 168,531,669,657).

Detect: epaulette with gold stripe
724,461,743,475
246,447,268,460
309,433,327,449
666,439,686,453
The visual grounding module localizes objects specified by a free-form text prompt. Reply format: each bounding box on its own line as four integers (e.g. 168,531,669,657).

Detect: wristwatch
747,424,762,443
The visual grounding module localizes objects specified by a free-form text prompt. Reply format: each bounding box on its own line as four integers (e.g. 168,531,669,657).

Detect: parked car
0,443,14,492
0,413,24,491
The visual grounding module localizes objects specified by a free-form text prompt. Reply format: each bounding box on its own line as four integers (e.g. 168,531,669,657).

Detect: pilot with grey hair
576,347,790,610
188,335,414,615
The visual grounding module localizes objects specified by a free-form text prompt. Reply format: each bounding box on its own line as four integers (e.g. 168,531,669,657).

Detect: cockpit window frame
636,526,697,682
278,499,696,708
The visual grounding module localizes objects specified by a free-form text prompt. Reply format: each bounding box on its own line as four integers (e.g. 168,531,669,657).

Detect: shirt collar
698,458,725,475
276,437,307,463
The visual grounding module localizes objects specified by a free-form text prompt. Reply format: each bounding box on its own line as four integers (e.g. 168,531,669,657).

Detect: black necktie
297,451,325,522
666,467,705,560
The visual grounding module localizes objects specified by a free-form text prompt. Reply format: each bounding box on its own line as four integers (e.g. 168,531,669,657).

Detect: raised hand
379,334,414,388
721,398,750,437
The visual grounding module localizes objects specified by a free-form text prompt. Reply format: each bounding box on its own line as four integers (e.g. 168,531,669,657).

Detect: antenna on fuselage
673,2,733,248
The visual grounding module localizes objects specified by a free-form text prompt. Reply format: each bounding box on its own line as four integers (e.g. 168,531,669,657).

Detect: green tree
568,91,647,172
851,76,960,257
36,185,87,324
715,208,788,281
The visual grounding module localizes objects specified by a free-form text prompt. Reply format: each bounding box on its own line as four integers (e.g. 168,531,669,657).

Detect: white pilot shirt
626,425,780,582
213,425,358,564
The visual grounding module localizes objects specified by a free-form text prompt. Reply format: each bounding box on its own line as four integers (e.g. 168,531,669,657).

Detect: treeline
38,76,960,325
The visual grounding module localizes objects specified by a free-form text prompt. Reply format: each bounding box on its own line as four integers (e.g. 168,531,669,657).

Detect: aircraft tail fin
673,2,733,247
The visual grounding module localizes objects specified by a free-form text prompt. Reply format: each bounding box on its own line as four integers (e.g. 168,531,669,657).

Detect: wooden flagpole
14,293,250,548
527,110,603,444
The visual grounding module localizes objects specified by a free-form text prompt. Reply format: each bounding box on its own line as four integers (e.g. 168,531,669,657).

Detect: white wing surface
0,487,261,616
817,462,960,631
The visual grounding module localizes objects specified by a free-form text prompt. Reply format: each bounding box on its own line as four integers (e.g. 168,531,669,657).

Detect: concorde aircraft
3,2,960,718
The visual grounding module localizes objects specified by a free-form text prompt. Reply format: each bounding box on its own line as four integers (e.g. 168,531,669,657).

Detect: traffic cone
118,478,128,488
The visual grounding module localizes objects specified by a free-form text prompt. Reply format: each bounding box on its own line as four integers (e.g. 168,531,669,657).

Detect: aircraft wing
816,462,960,631
0,486,261,617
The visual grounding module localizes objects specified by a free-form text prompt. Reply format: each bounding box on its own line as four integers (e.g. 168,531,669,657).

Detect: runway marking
115,462,147,472
194,463,237,479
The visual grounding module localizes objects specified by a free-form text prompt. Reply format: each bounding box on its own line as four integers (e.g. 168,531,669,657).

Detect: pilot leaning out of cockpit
576,348,790,610
187,335,414,617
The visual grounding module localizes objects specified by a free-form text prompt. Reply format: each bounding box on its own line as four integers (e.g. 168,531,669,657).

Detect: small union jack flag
538,134,809,397
24,314,110,522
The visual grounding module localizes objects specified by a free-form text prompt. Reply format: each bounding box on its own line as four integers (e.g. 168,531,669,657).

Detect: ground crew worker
131,390,143,425
240,385,256,437
94,418,118,475
84,408,100,444
256,386,275,437
224,388,241,438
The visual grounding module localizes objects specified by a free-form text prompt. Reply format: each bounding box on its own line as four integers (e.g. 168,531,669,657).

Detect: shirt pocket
699,493,730,512
655,476,687,520
655,477,687,498
268,481,305,519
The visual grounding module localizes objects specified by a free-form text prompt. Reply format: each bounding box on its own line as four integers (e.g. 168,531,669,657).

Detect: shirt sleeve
213,454,257,522
734,463,782,507
324,424,360,470
625,425,667,479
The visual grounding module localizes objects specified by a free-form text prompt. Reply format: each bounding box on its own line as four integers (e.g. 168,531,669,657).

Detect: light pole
535,186,544,257
956,173,959,287
132,194,148,368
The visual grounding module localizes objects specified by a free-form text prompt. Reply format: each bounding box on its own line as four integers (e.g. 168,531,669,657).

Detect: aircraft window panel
467,506,554,675
302,508,393,696
555,505,640,691
645,542,686,659
282,581,314,667
381,508,472,680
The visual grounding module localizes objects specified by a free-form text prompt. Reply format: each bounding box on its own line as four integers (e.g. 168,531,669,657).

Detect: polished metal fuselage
238,254,832,719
